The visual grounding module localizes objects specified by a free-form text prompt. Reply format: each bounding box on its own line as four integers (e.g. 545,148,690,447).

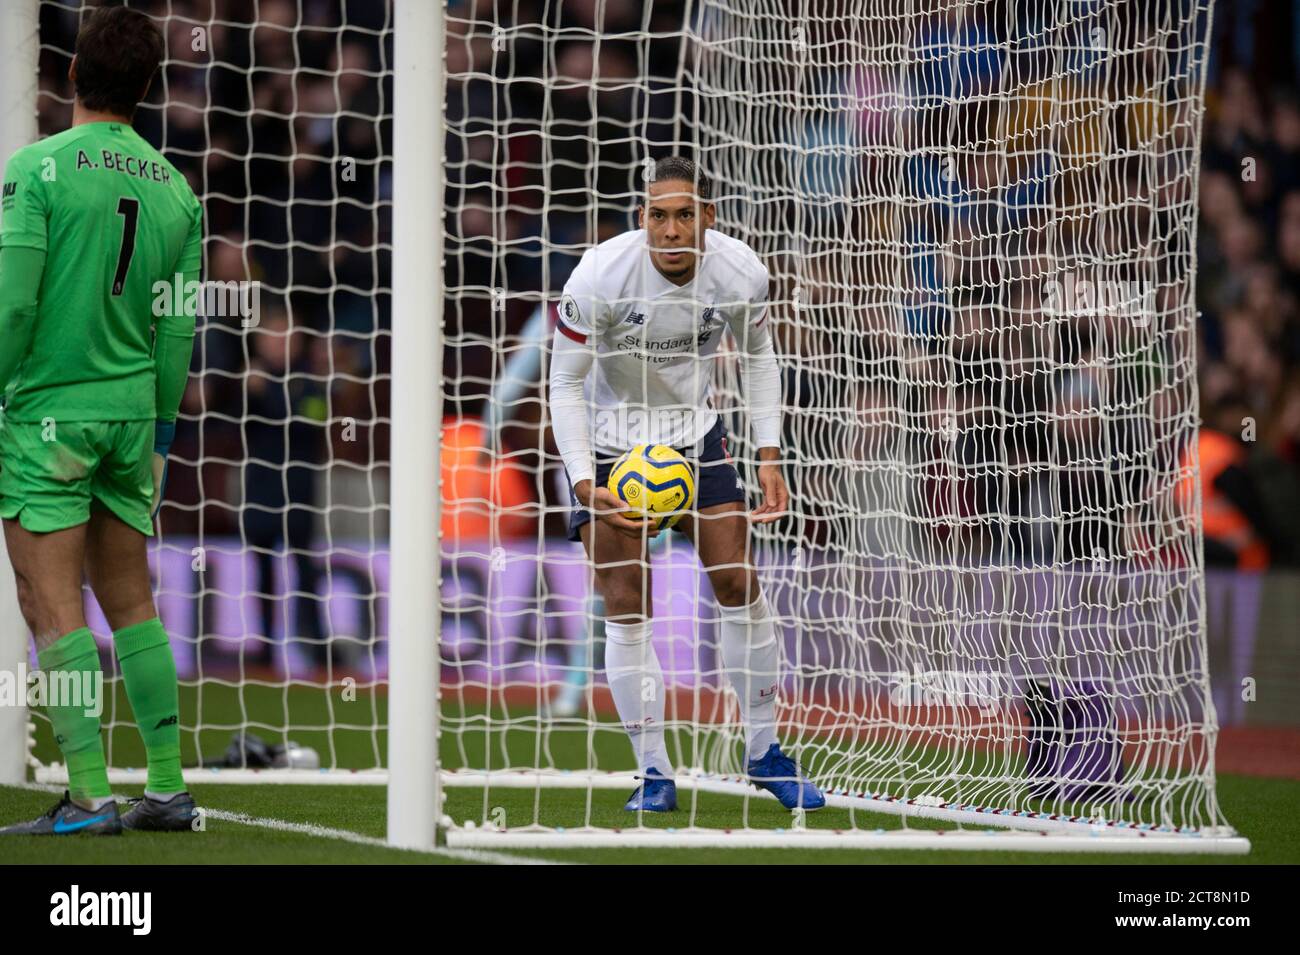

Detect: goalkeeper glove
151,420,175,519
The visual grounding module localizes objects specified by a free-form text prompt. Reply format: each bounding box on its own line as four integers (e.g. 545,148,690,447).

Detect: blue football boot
623,767,677,812
0,791,122,836
747,743,826,810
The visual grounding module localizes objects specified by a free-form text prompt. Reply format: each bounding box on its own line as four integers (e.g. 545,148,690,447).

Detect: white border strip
446,827,1251,854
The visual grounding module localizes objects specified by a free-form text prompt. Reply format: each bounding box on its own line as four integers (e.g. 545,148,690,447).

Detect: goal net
14,0,1247,852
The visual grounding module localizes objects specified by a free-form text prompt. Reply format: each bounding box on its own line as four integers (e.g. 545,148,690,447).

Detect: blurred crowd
25,0,1300,573
1195,66,1300,566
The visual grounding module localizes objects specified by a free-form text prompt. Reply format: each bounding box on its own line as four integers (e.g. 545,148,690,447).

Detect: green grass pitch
3,681,1296,864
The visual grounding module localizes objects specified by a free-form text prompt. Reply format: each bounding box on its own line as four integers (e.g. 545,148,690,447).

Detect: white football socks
718,593,781,762
604,619,672,776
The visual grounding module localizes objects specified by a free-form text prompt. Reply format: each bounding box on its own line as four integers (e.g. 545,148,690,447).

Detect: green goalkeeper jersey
0,121,202,422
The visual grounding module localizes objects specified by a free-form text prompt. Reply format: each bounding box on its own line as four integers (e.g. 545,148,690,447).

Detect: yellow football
606,444,697,531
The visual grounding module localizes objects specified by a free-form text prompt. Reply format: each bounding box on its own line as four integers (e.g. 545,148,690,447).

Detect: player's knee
11,573,42,632
592,556,642,590
597,576,650,620
712,569,760,608
12,572,78,643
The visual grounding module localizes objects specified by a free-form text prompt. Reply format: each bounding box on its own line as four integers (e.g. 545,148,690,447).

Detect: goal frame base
32,763,1250,854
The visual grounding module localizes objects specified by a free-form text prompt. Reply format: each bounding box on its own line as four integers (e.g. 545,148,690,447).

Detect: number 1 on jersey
112,196,139,296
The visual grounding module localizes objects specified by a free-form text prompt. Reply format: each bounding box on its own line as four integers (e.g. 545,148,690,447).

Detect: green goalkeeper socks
36,628,112,802
113,617,185,794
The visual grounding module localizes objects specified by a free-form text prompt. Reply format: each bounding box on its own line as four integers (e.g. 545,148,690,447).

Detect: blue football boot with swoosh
747,743,826,810
0,791,122,835
623,767,677,812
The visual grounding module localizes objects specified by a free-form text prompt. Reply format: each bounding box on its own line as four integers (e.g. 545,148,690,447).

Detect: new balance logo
153,714,178,729
625,312,645,325
2,182,15,199
758,684,778,700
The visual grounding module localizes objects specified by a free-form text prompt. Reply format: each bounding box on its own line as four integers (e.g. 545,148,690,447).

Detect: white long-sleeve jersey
548,227,782,487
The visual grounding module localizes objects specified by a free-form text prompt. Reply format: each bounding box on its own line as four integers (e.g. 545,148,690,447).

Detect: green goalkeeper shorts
0,417,154,536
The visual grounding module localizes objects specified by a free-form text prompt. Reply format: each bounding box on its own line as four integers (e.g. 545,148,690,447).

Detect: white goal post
0,0,38,791
385,0,442,853
11,0,1249,854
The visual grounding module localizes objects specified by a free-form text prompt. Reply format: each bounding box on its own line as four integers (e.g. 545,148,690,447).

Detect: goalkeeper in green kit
0,6,202,835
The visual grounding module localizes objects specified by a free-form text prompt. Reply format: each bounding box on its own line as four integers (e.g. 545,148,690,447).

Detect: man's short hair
647,156,712,202
73,5,164,118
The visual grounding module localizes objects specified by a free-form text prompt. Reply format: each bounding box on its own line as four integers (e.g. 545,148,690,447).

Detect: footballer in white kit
547,156,824,813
